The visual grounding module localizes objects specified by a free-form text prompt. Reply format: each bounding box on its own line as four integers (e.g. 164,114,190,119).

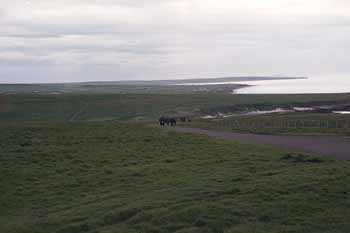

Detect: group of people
158,116,192,127
158,117,177,126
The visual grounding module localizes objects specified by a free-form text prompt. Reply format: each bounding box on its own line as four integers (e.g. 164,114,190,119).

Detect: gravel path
172,127,350,160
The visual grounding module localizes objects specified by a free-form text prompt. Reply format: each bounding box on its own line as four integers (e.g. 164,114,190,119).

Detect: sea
180,76,350,94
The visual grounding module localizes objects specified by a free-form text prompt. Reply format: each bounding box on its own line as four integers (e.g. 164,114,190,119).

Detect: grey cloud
0,0,349,83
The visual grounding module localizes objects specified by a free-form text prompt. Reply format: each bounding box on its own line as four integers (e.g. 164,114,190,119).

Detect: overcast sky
0,0,349,83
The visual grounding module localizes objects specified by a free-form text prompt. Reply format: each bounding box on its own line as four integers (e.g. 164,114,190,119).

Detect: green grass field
1,121,350,233
1,91,350,233
1,93,350,122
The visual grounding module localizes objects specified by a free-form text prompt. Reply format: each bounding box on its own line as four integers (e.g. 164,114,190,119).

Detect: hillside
1,122,350,233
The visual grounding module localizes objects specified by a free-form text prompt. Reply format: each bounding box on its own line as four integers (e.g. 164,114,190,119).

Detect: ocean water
178,76,350,94
234,76,350,94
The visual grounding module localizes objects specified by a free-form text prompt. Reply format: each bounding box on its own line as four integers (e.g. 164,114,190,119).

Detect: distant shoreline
160,76,307,86
0,76,309,95
0,76,307,86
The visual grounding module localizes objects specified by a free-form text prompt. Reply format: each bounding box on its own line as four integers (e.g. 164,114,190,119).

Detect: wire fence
217,119,350,129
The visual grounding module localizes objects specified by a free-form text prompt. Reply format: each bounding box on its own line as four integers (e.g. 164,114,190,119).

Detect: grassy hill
1,121,350,233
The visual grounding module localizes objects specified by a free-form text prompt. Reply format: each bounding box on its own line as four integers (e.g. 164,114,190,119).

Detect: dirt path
171,127,350,160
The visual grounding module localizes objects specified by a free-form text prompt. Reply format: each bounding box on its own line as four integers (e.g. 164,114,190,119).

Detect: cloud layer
0,0,349,83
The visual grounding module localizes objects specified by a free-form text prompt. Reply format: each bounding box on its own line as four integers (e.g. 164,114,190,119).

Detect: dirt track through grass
171,127,350,160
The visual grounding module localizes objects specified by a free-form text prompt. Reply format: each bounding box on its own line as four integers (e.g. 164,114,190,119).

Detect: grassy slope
1,122,350,233
1,93,350,122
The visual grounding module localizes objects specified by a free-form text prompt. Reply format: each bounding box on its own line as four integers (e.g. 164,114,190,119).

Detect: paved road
172,127,350,160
